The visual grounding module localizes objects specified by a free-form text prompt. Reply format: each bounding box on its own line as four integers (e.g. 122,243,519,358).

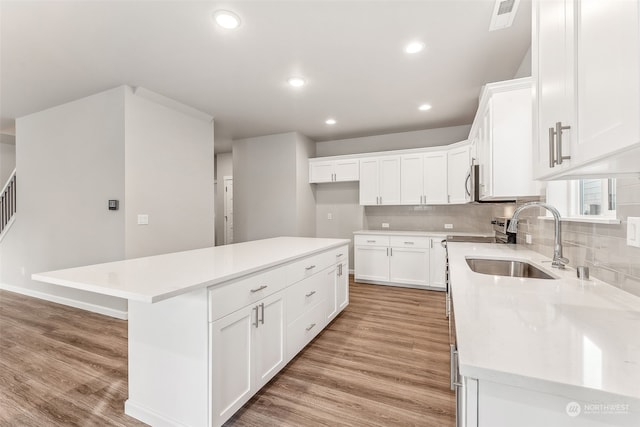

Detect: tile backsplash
364,203,516,233
514,177,640,297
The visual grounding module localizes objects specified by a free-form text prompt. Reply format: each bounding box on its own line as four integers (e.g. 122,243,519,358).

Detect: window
546,179,618,223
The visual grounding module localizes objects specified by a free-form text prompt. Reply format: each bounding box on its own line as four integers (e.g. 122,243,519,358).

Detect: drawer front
286,300,327,361
389,236,429,249
209,268,286,322
286,250,337,284
332,245,349,263
286,266,331,323
354,235,390,247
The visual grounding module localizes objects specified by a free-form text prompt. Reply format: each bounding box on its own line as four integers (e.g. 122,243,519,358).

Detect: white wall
124,88,215,259
0,86,128,316
514,47,532,78
316,125,471,157
215,152,233,246
295,133,316,237
0,136,16,185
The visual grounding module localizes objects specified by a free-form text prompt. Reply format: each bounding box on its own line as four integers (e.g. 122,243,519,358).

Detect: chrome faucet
507,202,569,269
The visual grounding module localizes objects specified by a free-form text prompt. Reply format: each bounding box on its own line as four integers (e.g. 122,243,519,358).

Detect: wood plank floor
0,279,454,426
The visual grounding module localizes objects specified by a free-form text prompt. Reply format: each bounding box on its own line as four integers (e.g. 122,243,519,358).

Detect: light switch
137,214,149,225
628,217,640,248
444,224,454,229
382,223,390,228
327,213,333,220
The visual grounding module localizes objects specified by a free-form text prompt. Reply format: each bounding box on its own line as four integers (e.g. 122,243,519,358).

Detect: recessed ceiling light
213,10,241,29
405,41,425,54
419,104,432,111
287,77,307,87
325,119,337,125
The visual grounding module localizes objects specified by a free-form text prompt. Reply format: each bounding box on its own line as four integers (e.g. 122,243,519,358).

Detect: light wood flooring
0,279,454,426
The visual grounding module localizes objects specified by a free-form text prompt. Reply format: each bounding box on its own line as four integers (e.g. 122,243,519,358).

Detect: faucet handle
552,256,570,269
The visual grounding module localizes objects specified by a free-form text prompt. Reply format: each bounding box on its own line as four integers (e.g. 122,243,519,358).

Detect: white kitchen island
33,236,350,427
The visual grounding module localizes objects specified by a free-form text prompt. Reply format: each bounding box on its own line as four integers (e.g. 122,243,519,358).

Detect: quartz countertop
448,242,640,402
354,230,494,237
32,237,349,303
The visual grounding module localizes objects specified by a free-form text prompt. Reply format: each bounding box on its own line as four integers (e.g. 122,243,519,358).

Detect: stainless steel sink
465,258,556,280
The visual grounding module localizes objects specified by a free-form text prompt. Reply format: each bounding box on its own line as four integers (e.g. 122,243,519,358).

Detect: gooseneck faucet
507,202,569,269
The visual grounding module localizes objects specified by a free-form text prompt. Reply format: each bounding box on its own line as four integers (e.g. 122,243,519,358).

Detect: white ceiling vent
489,0,520,31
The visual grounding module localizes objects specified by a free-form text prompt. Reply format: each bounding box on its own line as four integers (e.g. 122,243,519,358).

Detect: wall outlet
137,214,149,225
327,213,333,220
444,224,453,229
628,217,640,248
382,223,390,228
525,233,533,244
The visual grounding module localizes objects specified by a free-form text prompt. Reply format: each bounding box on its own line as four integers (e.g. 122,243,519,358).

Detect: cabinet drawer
389,236,429,249
332,245,348,263
208,268,286,322
286,266,331,324
286,250,336,284
354,235,390,247
286,300,327,361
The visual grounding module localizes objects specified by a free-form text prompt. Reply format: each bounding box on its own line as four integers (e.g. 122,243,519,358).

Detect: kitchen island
33,236,350,427
448,242,640,426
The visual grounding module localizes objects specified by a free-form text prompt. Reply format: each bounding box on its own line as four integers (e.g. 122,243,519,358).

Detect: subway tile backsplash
514,177,640,297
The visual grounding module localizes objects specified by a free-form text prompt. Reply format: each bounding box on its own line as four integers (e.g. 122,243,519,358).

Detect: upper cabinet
532,0,640,179
447,145,471,204
359,156,401,205
400,151,448,205
309,158,359,183
471,78,539,200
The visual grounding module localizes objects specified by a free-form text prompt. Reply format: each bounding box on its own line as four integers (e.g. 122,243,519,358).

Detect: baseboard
0,283,128,320
125,399,184,427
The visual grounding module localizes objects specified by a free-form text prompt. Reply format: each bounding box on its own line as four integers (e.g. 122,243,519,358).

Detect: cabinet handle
447,195,451,203
430,239,433,249
404,241,415,245
379,196,382,204
338,264,343,276
305,265,316,271
336,253,344,257
250,285,268,293
386,247,389,256
306,323,316,332
548,127,555,168
555,121,571,165
305,290,316,297
390,248,393,256
366,240,376,243
259,303,265,325
450,345,456,390
254,306,259,328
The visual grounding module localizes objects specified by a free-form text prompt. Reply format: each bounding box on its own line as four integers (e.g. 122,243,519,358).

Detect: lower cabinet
327,259,349,321
354,233,445,290
210,290,285,426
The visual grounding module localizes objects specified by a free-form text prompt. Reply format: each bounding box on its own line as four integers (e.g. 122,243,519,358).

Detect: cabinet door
423,152,448,204
337,261,349,311
359,158,379,205
309,161,335,183
401,154,424,205
334,159,360,182
378,156,401,205
210,306,254,426
574,0,640,162
428,238,447,290
254,292,286,389
532,0,575,178
354,246,389,282
447,145,471,204
478,108,492,199
326,266,338,321
389,247,429,287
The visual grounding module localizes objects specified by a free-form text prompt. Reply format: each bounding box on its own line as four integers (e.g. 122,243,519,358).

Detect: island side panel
126,287,209,427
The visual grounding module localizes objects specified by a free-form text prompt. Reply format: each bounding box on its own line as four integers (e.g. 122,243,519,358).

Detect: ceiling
0,1,531,153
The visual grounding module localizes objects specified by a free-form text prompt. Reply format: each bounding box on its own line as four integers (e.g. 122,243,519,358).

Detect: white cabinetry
470,78,538,200
354,233,445,290
401,152,448,205
533,0,640,179
359,156,401,205
210,290,285,426
447,145,471,204
309,159,359,183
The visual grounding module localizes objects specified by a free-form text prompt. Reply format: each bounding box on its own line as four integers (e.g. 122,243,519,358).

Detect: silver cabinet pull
305,265,316,271
336,253,343,257
555,121,571,165
254,306,259,328
305,290,316,297
404,241,414,245
306,323,316,332
259,303,265,325
366,240,376,243
250,285,268,293
386,247,389,256
548,126,555,168
390,248,393,256
450,345,456,390
430,239,433,249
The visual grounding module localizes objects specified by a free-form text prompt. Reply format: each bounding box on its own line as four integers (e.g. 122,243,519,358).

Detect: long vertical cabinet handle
386,247,389,256
253,306,259,328
555,121,572,165
548,127,556,168
450,345,456,390
259,303,265,325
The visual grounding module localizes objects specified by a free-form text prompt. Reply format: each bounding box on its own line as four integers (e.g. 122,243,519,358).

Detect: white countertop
354,230,494,237
32,237,349,303
448,242,640,402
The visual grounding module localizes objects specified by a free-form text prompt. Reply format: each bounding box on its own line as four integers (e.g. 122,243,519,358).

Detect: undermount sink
465,258,556,280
